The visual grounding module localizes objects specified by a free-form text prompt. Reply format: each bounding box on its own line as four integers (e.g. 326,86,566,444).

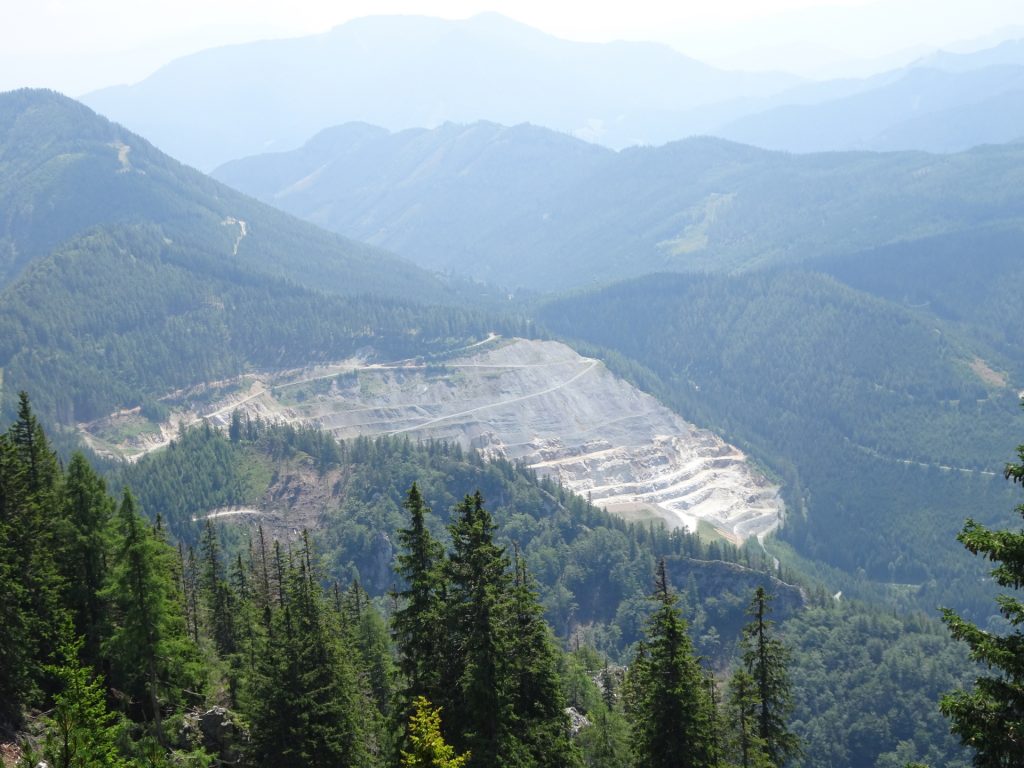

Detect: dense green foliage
0,90,532,425
0,396,582,767
401,697,470,768
0,396,978,767
783,603,973,768
0,89,444,298
392,490,578,767
538,271,1023,620
114,421,783,659
738,588,799,766
940,437,1024,766
625,560,716,768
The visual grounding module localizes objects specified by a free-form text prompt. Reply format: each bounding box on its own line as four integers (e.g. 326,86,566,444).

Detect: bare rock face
179,706,248,764
274,338,785,542
565,706,591,736
91,337,784,542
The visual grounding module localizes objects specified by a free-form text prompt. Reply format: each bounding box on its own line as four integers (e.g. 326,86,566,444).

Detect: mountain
85,337,785,543
213,120,1024,292
537,271,1024,621
81,13,799,170
212,120,616,281
914,37,1024,72
0,89,499,425
716,64,1024,152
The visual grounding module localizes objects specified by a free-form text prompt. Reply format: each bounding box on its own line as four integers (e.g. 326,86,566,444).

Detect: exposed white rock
261,339,782,540
85,338,784,541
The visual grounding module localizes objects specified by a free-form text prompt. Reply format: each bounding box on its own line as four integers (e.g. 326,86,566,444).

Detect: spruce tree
444,491,511,767
941,438,1024,766
41,625,127,768
726,669,771,768
248,536,368,768
740,587,799,767
401,696,470,768
392,483,446,710
59,453,115,666
0,426,34,726
507,552,580,768
627,559,716,768
199,519,236,657
102,488,199,742
0,393,66,726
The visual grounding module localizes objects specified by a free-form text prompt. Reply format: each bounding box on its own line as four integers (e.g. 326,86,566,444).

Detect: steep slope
213,120,1024,291
0,90,495,424
214,121,616,275
86,337,784,542
538,271,1024,619
82,13,798,170
0,89,447,298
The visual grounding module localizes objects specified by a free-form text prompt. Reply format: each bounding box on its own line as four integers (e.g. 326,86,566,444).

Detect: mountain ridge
0,89,503,425
212,117,1024,291
82,13,799,169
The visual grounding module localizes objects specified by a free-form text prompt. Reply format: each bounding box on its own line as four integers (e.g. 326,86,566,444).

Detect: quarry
82,337,784,542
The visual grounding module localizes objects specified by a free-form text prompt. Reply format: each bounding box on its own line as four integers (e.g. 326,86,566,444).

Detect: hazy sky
4,0,1024,95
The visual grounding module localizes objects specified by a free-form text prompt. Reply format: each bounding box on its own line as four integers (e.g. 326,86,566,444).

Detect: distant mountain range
213,119,1024,292
81,13,797,170
5,86,1023,635
82,14,1024,168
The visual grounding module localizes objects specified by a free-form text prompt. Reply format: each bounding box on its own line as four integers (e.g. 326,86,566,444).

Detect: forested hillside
114,419,785,655
213,119,1024,291
0,396,976,767
538,271,1023,620
0,90,519,425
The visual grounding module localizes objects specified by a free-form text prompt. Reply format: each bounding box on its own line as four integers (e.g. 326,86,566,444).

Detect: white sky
4,0,1024,94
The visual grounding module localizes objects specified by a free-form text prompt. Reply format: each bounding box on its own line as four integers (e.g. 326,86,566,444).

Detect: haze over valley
2,4,1024,767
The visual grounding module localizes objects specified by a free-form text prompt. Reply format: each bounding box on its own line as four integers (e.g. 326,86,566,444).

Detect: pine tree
248,536,368,767
506,551,580,768
392,483,446,710
59,453,115,666
102,488,199,742
726,669,771,768
0,425,34,727
401,696,470,768
940,438,1024,766
627,559,716,768
443,491,511,767
0,393,67,726
199,519,236,657
740,587,799,767
41,625,127,768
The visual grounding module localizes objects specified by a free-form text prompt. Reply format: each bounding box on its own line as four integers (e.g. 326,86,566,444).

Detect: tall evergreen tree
941,437,1024,767
59,453,115,666
0,423,34,727
248,536,368,768
726,669,771,768
392,484,446,710
740,587,799,767
444,491,511,767
199,519,236,657
627,559,716,768
102,488,199,742
507,551,580,768
0,393,66,726
41,625,127,768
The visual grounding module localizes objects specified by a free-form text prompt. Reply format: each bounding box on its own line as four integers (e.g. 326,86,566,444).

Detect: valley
4,8,1024,755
